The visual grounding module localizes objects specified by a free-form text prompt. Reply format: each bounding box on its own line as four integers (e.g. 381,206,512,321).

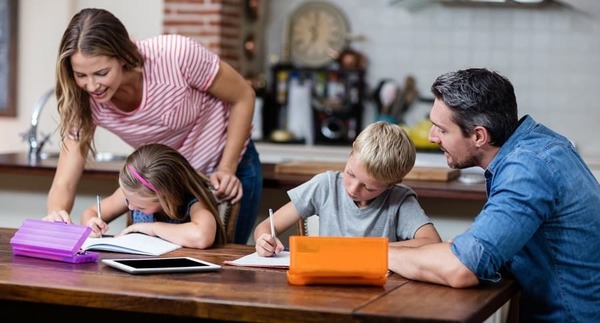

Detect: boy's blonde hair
351,121,416,185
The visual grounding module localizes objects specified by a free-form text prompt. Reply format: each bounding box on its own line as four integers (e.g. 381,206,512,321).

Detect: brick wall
163,0,243,70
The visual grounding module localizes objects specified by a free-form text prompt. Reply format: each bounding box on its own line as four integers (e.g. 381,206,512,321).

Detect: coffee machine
267,64,365,146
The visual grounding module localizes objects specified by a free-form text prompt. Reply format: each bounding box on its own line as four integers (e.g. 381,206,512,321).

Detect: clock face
288,2,350,67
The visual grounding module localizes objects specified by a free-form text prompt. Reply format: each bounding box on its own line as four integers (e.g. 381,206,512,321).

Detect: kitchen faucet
22,88,55,161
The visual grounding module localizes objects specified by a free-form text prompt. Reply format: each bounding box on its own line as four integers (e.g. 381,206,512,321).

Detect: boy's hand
255,233,285,257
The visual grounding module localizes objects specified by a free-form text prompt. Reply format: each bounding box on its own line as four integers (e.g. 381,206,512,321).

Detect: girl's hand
119,222,154,237
255,233,285,257
210,170,243,203
84,217,108,238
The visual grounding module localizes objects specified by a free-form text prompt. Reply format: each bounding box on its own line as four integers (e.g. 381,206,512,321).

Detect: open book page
82,233,181,256
224,251,290,268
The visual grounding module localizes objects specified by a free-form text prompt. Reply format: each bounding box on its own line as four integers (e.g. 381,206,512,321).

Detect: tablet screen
102,257,221,274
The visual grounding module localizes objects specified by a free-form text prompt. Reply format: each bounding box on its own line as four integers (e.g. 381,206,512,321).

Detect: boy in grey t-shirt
254,121,442,257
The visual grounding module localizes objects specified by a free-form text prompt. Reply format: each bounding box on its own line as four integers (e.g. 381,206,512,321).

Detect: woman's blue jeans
234,141,263,244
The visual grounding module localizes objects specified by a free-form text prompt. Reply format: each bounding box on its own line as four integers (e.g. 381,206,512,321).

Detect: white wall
0,0,163,156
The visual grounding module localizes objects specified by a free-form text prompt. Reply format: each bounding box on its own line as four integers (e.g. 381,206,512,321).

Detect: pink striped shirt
89,34,248,174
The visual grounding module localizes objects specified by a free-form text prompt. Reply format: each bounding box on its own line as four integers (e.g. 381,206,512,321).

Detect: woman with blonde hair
45,8,262,244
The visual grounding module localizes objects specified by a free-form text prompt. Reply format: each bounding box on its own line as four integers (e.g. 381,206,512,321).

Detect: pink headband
128,165,157,192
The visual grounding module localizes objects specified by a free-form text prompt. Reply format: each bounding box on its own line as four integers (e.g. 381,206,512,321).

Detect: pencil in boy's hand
269,208,275,238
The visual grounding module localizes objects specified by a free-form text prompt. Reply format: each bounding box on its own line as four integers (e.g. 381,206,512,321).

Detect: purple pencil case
10,219,99,263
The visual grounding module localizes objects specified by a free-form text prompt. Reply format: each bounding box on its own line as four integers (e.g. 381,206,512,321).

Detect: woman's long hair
56,8,144,158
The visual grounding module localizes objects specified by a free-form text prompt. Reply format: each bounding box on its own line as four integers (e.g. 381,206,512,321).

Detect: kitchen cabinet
0,152,486,241
0,152,486,201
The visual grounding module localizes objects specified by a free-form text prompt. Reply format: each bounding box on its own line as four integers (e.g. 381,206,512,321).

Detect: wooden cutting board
274,161,460,182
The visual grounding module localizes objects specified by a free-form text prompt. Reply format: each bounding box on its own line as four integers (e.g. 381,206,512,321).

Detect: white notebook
224,251,290,269
82,233,182,256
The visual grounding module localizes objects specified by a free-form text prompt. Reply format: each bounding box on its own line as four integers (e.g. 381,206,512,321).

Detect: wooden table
0,228,517,322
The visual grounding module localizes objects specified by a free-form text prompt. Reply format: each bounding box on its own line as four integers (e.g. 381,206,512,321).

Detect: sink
38,152,60,160
95,152,127,162
39,152,127,162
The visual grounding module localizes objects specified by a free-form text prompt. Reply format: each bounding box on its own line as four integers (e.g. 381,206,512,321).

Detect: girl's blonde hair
56,8,144,158
351,121,416,185
119,144,226,246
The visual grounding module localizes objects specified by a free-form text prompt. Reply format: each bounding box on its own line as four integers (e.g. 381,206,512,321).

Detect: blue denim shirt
451,116,600,322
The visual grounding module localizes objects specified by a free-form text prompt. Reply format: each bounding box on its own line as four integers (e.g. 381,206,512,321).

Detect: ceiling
389,0,600,16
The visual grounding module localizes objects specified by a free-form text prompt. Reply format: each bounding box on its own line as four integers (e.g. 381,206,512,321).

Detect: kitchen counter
0,152,122,179
0,152,487,201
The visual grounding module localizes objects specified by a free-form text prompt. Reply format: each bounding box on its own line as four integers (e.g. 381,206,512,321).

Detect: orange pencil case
286,236,388,286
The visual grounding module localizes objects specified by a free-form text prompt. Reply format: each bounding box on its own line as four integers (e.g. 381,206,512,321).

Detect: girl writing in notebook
79,143,226,249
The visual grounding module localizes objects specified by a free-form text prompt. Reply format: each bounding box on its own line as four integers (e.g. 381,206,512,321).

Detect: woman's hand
42,210,73,224
210,170,243,203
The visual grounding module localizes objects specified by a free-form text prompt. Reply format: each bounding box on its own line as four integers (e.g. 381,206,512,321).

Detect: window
0,0,17,117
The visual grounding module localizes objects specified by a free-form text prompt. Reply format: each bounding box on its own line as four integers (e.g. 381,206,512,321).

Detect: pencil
96,194,102,221
96,194,104,238
269,208,275,238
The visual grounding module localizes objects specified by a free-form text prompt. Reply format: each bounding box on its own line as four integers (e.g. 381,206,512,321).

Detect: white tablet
102,257,221,274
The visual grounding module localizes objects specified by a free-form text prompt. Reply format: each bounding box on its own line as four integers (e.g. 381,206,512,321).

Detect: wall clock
287,1,350,67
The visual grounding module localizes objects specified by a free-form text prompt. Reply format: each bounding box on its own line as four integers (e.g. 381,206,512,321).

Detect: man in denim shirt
389,68,600,322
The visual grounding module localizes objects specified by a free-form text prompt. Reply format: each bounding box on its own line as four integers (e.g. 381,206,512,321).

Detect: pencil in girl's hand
96,194,104,237
96,195,102,221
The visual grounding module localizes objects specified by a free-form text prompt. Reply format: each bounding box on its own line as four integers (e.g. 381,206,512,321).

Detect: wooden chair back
218,200,240,243
296,216,319,236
